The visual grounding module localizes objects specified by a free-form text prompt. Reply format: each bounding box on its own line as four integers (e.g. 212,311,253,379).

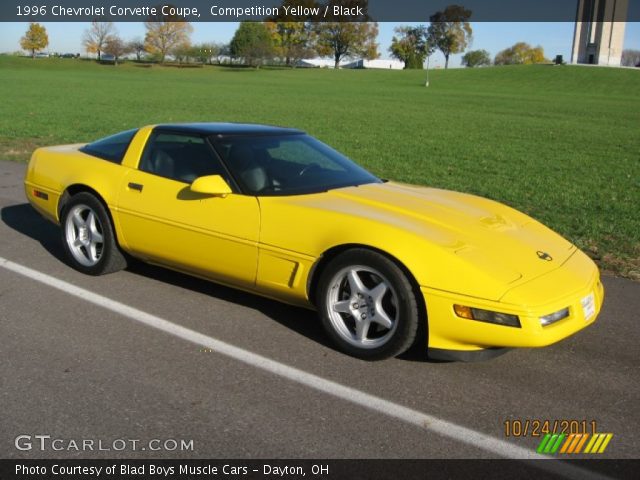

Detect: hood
326,182,575,299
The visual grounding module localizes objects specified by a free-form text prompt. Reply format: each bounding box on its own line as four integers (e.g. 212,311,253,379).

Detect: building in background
296,58,347,68
296,58,404,69
342,59,404,70
571,0,628,66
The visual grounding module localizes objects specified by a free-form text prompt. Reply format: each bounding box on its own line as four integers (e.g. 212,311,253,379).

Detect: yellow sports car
24,124,603,361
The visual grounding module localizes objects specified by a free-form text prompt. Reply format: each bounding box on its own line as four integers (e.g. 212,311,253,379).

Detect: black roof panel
154,123,305,136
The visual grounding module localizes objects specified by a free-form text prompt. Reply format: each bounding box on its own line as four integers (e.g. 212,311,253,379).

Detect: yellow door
114,130,260,289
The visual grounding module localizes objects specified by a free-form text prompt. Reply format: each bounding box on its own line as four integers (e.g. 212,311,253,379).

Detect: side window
80,129,138,164
139,132,225,183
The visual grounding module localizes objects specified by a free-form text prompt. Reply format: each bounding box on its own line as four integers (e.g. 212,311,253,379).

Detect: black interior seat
228,145,269,192
175,144,217,183
150,148,175,178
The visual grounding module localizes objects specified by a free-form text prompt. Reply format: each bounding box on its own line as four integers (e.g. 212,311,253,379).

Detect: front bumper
421,249,604,353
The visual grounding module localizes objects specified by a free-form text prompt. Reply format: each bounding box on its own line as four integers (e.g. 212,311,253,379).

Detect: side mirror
190,175,232,197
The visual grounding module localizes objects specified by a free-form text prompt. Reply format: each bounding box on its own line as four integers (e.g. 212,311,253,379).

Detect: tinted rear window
80,129,138,163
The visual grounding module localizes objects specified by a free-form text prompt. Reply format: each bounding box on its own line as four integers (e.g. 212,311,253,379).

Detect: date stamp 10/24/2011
503,419,598,438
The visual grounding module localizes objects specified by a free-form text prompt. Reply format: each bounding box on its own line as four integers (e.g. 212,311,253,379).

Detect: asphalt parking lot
1,160,638,467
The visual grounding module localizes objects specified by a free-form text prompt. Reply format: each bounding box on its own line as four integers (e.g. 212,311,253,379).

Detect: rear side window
80,129,138,163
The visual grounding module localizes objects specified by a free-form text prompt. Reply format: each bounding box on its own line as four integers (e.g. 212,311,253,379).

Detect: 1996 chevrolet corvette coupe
24,123,603,360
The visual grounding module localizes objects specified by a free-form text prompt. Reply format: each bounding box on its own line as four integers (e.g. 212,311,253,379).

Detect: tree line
18,19,547,70
17,1,471,68
20,1,638,69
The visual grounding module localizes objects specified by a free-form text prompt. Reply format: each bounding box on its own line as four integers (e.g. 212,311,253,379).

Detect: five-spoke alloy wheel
317,249,420,360
60,192,127,275
64,204,104,267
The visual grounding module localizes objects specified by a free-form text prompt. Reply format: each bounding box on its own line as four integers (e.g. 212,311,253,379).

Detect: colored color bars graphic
536,433,613,454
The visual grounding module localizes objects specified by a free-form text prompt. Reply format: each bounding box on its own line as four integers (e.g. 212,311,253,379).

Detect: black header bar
2,459,640,480
2,0,639,23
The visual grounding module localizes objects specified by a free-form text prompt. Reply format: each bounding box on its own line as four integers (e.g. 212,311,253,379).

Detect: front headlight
454,304,521,328
540,307,570,326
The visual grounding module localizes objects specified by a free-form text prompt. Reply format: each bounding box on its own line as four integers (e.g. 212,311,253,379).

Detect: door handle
128,182,144,192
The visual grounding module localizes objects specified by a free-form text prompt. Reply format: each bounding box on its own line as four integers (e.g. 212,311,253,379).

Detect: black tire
316,248,420,360
60,192,127,275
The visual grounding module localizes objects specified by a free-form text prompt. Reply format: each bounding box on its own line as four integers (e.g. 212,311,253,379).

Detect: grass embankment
0,56,638,278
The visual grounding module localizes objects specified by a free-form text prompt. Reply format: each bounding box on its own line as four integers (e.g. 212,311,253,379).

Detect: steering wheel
298,163,322,177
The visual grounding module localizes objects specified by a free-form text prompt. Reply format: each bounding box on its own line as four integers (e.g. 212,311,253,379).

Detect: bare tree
103,35,131,65
83,21,115,60
621,49,640,67
127,37,146,61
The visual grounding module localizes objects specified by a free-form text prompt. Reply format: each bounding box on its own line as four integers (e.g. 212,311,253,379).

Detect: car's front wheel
60,192,127,275
317,249,420,360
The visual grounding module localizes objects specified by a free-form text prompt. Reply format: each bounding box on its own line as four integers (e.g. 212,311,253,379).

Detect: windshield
210,134,381,196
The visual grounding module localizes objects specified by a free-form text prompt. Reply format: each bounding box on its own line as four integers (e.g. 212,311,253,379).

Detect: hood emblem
537,251,553,261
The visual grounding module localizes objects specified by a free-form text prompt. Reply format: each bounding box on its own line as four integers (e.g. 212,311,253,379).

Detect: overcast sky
1,22,639,68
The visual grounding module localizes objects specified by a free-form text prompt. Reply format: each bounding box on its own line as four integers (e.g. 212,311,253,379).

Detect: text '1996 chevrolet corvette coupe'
24,123,603,360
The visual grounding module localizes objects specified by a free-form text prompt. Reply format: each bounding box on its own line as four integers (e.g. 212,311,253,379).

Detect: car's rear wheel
60,192,127,275
317,249,420,360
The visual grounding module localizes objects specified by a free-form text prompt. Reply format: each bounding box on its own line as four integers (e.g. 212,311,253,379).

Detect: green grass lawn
1,56,638,279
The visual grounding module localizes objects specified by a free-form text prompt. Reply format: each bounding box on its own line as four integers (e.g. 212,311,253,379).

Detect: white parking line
0,256,612,480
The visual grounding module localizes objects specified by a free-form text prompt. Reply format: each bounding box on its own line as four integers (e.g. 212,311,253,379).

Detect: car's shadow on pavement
2,203,432,363
1,203,65,260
